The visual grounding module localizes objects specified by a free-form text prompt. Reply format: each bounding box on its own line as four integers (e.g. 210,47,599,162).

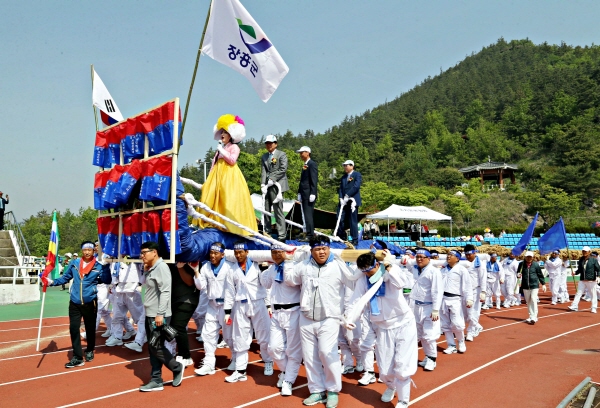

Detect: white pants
232,299,272,370
268,307,302,384
501,273,517,305
192,289,208,333
376,316,418,405
412,303,440,358
559,272,570,302
464,287,483,335
572,281,598,311
339,322,361,368
549,274,562,303
299,314,342,393
95,285,113,331
201,301,233,369
111,291,146,344
523,289,539,321
358,313,376,372
485,273,502,306
440,296,465,345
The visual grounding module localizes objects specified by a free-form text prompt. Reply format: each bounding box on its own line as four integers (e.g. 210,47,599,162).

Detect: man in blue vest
335,160,362,246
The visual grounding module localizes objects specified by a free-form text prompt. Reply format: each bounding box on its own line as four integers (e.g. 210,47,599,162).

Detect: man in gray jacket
261,135,289,241
139,241,183,391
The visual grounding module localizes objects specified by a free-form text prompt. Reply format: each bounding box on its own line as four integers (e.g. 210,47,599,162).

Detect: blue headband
81,243,94,250
210,244,224,253
310,241,330,248
405,249,415,256
491,253,498,257
448,250,461,258
359,258,378,272
465,249,477,254
416,249,431,258
234,243,248,250
271,243,286,251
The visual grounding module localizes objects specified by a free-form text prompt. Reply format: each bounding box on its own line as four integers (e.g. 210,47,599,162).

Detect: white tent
368,205,452,240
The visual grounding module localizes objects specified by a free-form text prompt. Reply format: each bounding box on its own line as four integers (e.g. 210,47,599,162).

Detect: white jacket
260,261,300,305
459,254,488,289
545,257,563,277
409,263,444,311
224,260,267,310
486,259,505,281
440,263,473,300
195,260,233,303
502,258,520,276
111,262,142,293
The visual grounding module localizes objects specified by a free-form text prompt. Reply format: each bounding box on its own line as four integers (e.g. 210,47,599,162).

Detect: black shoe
85,351,94,362
65,357,85,368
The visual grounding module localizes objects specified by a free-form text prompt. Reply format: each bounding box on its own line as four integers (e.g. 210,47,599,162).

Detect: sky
2,0,600,221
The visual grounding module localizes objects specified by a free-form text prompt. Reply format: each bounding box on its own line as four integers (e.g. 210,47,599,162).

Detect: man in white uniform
223,241,273,383
260,243,302,396
461,245,488,341
483,253,505,310
544,250,563,305
501,253,519,307
194,243,234,376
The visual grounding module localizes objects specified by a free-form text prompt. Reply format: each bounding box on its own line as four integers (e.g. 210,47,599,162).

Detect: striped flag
41,211,59,292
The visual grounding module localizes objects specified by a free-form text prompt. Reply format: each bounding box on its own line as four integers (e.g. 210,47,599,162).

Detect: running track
1,283,598,408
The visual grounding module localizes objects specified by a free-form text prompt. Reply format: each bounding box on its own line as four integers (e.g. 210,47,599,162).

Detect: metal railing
0,266,41,285
2,211,31,260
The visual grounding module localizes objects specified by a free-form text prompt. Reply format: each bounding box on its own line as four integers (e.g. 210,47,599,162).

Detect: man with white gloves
501,253,520,307
259,243,303,396
223,241,273,383
483,253,505,310
344,251,417,408
545,249,564,305
409,249,443,372
260,135,289,241
284,235,357,408
194,243,235,376
440,250,473,355
460,245,488,341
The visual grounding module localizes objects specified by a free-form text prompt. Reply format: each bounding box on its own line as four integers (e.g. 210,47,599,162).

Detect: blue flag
511,213,539,256
538,217,568,255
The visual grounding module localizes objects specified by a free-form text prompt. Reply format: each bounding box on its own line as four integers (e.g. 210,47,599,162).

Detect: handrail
2,211,31,259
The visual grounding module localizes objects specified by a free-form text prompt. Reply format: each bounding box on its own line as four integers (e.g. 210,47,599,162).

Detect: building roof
459,161,518,173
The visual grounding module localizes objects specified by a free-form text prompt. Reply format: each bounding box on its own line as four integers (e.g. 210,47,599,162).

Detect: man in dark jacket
335,160,362,245
296,146,318,240
516,251,546,324
48,241,112,368
170,262,200,368
568,246,600,313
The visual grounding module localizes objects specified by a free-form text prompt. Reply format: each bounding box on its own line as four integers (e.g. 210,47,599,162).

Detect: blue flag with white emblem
511,213,539,256
538,217,568,255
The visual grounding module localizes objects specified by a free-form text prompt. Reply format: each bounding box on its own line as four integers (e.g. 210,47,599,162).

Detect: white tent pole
419,219,422,242
387,218,390,240
450,219,453,245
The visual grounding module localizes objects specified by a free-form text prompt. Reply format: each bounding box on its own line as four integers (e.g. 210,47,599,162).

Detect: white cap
296,146,311,153
582,246,591,252
343,160,354,166
74,253,78,256
65,253,72,258
264,135,277,143
525,251,534,257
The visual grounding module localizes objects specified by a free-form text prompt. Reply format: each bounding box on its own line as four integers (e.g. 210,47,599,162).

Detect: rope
333,197,356,238
180,177,203,190
254,207,342,242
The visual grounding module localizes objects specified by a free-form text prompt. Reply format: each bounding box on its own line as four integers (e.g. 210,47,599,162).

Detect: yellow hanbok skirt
196,158,258,236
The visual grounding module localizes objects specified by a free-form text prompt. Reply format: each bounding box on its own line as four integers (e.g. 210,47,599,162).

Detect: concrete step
0,231,10,240
0,257,19,267
0,238,12,248
0,248,16,257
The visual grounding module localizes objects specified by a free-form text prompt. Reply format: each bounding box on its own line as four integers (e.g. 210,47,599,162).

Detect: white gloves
339,198,345,206
466,300,474,308
297,194,302,201
225,314,231,325
217,143,226,154
480,292,487,302
261,184,268,194
541,285,547,293
46,277,54,286
382,249,395,267
345,322,356,330
343,195,349,204
267,179,274,187
431,310,439,321
267,307,272,317
309,194,316,203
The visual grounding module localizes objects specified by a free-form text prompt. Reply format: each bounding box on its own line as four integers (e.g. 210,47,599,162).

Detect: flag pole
35,290,46,352
180,0,212,144
91,65,99,132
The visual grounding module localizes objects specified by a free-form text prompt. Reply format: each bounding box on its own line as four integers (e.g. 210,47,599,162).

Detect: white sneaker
195,364,215,376
281,381,293,396
396,401,409,408
225,371,247,383
124,341,143,353
264,361,274,376
591,309,597,314
175,356,194,367
196,328,202,335
196,335,203,342
457,341,467,353
568,305,578,312
358,371,376,385
423,358,436,371
216,340,228,348
356,362,364,372
276,373,285,388
551,302,557,305
465,333,474,342
227,360,236,371
443,345,457,354
496,305,501,310
342,365,355,375
381,387,396,403
105,336,123,347
481,305,489,310
122,330,136,340
80,332,87,340
418,356,429,366
101,330,112,338
582,297,591,302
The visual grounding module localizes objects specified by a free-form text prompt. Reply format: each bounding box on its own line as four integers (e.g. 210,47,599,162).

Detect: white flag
92,69,124,126
202,0,289,102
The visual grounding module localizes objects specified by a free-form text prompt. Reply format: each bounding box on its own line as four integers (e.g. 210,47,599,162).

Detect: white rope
333,197,356,239
183,193,294,251
180,177,203,190
299,199,307,232
255,206,342,242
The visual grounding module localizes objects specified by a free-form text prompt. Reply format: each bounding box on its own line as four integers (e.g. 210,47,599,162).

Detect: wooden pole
180,0,212,143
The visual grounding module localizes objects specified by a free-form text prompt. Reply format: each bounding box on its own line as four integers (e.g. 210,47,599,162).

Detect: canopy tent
367,204,452,241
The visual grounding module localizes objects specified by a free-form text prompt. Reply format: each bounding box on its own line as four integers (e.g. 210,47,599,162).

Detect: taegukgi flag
202,0,289,102
92,69,124,126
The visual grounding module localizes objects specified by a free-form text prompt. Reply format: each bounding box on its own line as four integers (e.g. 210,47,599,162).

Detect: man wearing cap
223,241,273,383
460,245,488,341
296,146,318,241
261,135,289,241
46,241,112,368
501,252,520,307
568,246,600,313
408,249,443,371
0,191,8,230
284,235,357,408
483,253,505,310
545,250,564,305
517,251,546,324
335,160,362,246
260,243,302,396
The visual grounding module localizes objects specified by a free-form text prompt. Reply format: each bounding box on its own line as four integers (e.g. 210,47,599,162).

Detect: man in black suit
335,160,362,245
296,146,318,240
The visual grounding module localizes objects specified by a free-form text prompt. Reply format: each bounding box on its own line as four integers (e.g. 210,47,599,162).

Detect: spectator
0,191,8,230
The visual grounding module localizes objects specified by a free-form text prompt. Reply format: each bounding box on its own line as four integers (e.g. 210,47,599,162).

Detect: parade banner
538,217,568,255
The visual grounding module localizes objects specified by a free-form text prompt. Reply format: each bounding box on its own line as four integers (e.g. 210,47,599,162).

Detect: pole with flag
538,216,577,297
511,212,539,294
36,211,59,351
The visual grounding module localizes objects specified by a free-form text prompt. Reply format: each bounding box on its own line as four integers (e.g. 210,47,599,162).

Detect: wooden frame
96,98,180,263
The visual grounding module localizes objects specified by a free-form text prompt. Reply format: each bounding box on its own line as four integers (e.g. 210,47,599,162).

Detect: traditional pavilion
458,158,518,188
